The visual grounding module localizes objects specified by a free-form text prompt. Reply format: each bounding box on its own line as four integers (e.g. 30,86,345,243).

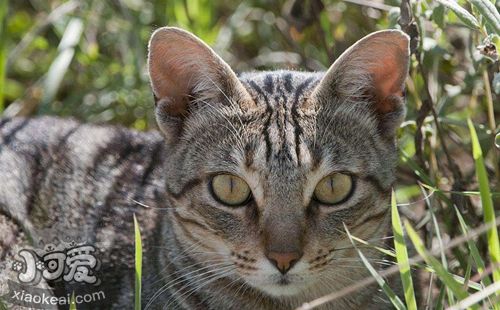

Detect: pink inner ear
149,29,220,117
369,52,406,113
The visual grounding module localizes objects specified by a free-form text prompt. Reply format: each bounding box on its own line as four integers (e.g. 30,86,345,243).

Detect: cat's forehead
238,71,323,108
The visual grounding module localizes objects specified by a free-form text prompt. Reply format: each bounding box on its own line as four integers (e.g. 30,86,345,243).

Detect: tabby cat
0,27,410,309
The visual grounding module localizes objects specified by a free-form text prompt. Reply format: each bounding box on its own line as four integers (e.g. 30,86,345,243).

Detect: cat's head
148,27,409,299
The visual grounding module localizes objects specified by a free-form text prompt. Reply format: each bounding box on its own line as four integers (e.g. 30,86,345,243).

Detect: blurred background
0,0,499,307
4,0,488,130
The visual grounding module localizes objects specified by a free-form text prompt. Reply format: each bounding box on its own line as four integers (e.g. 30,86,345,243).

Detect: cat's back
0,116,166,239
0,117,169,308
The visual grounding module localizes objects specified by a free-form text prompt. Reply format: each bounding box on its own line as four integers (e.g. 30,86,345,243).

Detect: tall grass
0,0,7,112
134,214,143,310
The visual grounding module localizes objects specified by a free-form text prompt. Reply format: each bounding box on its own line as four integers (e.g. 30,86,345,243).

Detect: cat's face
148,28,409,298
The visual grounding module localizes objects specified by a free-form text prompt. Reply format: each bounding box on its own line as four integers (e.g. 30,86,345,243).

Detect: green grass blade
435,0,481,29
391,190,417,310
70,291,77,310
454,206,492,287
468,119,500,284
0,0,7,113
40,17,83,113
134,214,142,310
448,281,500,310
344,223,407,310
463,256,472,290
350,234,396,257
421,185,454,305
468,0,500,33
434,285,446,310
404,220,469,301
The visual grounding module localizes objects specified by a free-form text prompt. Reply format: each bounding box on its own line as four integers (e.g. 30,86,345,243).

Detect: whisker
162,266,236,309
145,263,234,309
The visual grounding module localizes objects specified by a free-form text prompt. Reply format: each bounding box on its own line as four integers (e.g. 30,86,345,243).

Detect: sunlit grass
0,0,7,112
391,191,417,310
134,214,143,310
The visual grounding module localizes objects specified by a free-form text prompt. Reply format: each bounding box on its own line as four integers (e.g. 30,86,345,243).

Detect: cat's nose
266,251,302,274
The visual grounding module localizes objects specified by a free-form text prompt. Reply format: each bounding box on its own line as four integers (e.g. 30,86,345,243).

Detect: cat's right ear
148,27,251,143
312,30,410,138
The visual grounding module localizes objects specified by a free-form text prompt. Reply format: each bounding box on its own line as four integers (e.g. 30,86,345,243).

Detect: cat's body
1,28,410,309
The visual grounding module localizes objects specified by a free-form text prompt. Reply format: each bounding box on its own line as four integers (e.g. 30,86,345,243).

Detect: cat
0,27,410,309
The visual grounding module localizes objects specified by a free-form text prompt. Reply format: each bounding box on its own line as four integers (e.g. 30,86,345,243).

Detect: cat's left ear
148,27,252,143
312,30,410,136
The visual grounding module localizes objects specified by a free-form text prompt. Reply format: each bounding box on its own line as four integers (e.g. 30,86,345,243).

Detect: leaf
404,221,469,301
431,4,446,28
435,0,480,29
134,214,142,310
344,223,407,310
468,119,500,284
391,191,418,310
40,18,84,113
468,0,500,33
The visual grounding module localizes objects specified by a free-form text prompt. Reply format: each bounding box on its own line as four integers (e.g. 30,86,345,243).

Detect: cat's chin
258,283,307,297
245,276,311,298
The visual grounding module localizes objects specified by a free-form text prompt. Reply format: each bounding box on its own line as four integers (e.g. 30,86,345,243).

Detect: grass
0,0,7,112
69,291,77,310
468,119,500,285
134,214,143,310
391,190,417,310
345,223,407,310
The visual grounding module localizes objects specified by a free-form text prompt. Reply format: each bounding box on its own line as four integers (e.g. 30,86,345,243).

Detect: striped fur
0,28,410,309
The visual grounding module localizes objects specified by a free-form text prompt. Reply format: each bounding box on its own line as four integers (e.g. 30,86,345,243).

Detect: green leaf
69,291,77,310
468,0,500,33
134,214,142,310
0,0,7,112
468,119,500,284
435,0,481,29
431,4,446,28
404,221,469,301
345,223,407,310
391,191,418,310
40,18,84,113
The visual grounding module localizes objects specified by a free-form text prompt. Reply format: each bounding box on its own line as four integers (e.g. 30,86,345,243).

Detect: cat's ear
313,30,410,137
148,27,251,143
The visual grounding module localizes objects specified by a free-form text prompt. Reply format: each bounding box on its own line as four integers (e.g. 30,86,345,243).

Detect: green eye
313,173,353,205
210,174,251,206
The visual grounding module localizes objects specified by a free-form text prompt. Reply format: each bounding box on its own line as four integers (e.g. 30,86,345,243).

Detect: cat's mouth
246,274,309,297
276,276,291,286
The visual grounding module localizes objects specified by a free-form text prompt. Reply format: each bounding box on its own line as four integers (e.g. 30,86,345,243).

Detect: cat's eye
313,173,353,205
210,174,251,206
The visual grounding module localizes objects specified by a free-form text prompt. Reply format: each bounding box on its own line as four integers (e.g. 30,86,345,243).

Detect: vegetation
1,0,499,308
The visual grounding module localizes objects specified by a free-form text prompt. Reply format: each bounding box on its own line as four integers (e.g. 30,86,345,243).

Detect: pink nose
266,251,302,274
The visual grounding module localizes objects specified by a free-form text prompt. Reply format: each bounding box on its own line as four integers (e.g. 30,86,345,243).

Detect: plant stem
482,69,499,181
